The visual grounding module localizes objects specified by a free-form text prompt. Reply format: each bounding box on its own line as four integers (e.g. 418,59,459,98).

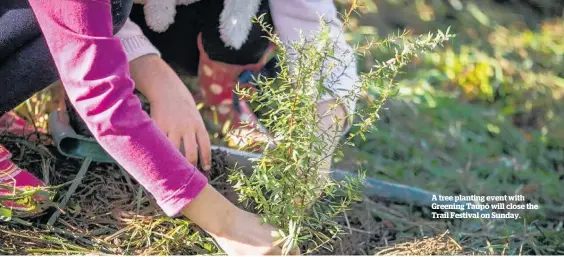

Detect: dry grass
0,134,218,255
0,132,484,256
375,231,466,255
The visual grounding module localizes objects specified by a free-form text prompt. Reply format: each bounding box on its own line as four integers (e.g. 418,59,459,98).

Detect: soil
205,149,240,205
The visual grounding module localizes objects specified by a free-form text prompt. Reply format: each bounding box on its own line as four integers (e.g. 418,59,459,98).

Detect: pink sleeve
27,0,207,216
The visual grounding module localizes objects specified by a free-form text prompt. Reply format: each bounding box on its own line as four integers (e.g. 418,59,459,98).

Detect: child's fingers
168,132,182,151
182,133,198,166
196,127,212,172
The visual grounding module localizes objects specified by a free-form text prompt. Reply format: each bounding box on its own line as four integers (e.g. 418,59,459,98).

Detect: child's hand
182,185,301,255
130,54,212,172
149,88,211,171
211,209,300,255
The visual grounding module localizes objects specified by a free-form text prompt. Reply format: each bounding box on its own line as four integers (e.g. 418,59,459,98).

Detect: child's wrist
180,184,237,237
129,54,191,103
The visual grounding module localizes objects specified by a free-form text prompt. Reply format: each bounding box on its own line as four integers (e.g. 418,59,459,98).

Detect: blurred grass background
333,0,564,254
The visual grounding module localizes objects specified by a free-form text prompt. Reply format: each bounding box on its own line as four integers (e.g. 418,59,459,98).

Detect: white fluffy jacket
132,0,201,33
133,0,262,50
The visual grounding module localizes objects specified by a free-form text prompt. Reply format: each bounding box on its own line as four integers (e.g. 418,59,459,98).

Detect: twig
39,224,115,253
118,166,135,193
336,224,376,235
41,156,51,186
343,211,353,234
47,157,92,227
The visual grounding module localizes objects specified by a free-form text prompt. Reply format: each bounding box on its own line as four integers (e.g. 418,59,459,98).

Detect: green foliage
229,8,451,254
0,207,12,221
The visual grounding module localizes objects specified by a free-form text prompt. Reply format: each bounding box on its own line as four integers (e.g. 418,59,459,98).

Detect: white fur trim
219,0,262,50
143,0,177,32
136,0,260,46
136,0,202,33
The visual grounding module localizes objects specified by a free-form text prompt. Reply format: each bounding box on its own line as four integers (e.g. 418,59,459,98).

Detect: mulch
0,132,469,255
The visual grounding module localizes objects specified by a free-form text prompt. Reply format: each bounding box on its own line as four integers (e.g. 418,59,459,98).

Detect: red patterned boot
196,33,277,151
